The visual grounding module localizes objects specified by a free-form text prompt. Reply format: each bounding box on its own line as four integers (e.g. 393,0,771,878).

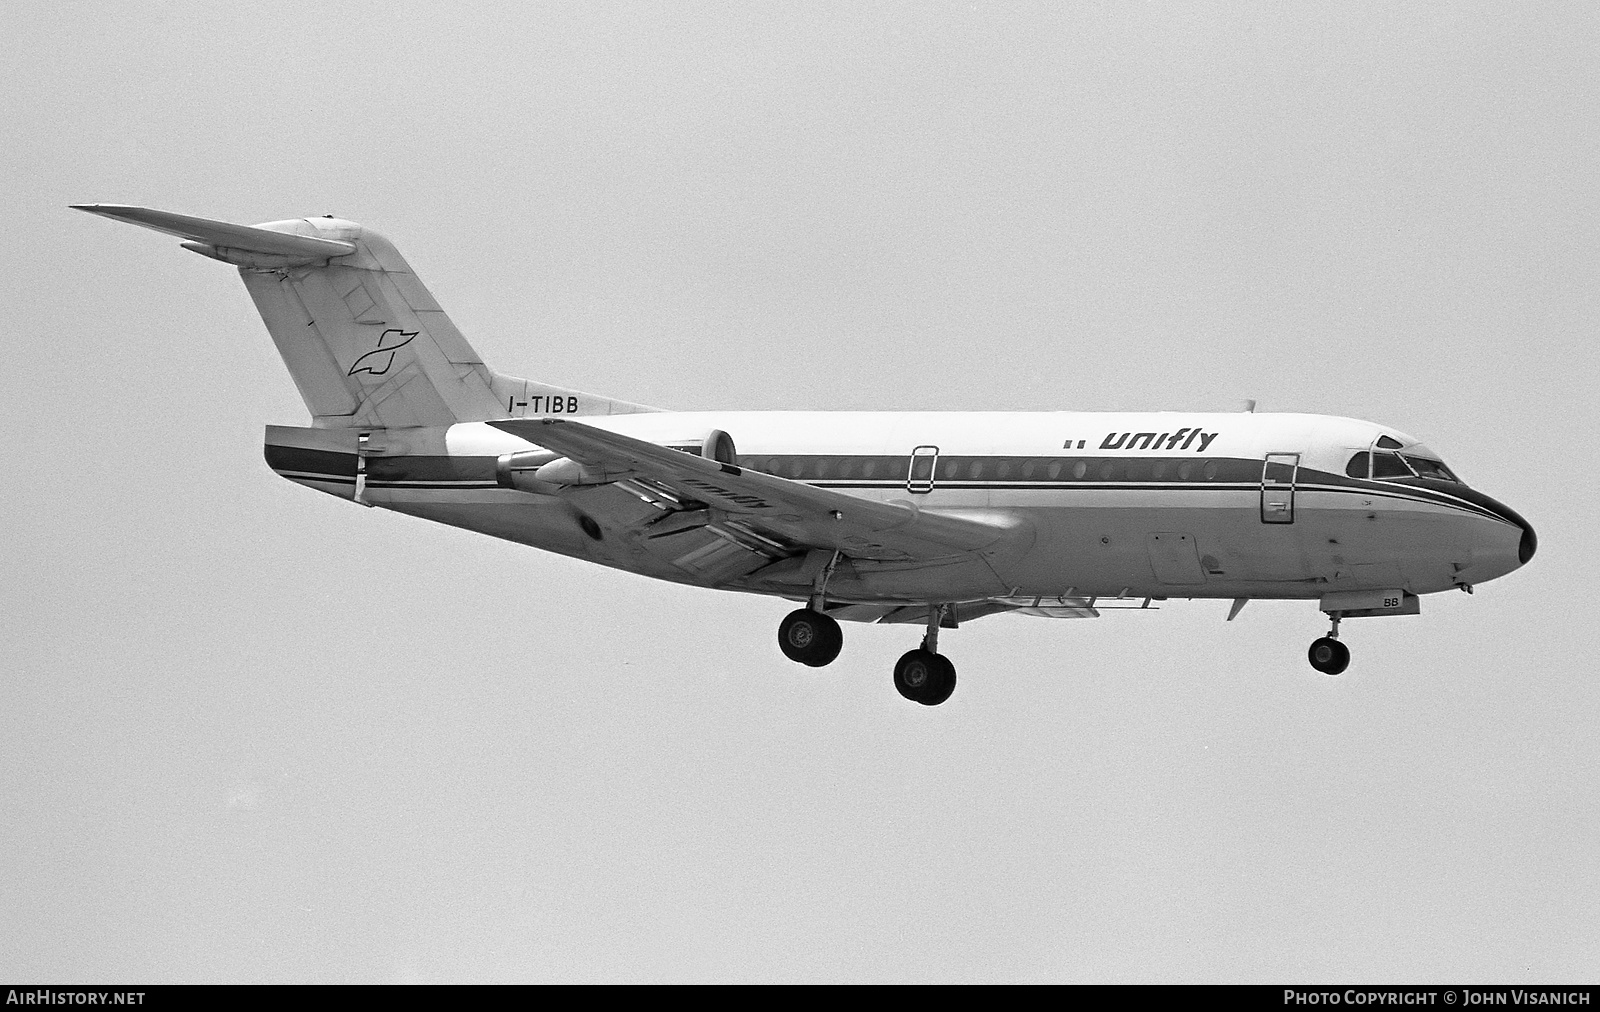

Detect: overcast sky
3,1,1596,983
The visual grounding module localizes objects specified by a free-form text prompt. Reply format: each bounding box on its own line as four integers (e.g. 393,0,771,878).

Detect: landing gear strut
778,608,843,667
894,606,957,705
1308,612,1351,675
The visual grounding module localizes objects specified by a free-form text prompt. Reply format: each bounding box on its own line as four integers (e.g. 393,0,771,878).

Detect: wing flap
827,600,1022,625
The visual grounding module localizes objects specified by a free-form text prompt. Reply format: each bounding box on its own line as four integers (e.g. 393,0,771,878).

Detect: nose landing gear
1308,613,1351,675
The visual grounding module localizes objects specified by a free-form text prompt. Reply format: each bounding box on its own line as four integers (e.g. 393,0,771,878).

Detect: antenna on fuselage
1241,399,1257,413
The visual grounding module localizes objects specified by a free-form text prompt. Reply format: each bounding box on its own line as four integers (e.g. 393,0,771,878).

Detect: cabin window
1048,461,1063,480
1178,461,1194,480
1098,461,1116,480
1072,461,1087,479
1203,461,1219,480
1152,460,1167,480
969,460,985,479
814,458,831,479
996,460,1012,480
862,459,878,479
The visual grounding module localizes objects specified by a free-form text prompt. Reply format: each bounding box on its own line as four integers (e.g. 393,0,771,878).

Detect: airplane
73,204,1537,705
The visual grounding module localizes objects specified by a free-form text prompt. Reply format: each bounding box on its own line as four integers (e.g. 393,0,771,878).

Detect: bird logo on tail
347,329,418,377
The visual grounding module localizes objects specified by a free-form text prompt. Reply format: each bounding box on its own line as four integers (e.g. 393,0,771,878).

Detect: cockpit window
1345,452,1371,479
1401,455,1459,482
1371,452,1413,478
1376,435,1404,449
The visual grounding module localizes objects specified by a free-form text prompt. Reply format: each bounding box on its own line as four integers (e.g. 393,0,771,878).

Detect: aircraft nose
1474,489,1536,566
1516,512,1538,565
1443,484,1535,581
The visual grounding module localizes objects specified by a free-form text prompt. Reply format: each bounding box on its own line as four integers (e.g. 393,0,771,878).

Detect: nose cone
1451,485,1536,578
1482,492,1537,566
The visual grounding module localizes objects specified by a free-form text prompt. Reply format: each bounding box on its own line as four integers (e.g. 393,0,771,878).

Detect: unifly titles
1062,427,1221,453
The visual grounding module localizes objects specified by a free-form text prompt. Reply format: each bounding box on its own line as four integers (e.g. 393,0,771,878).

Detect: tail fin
73,204,651,428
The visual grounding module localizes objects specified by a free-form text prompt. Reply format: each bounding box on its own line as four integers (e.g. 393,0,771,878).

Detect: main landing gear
774,601,958,705
894,606,957,706
778,608,843,667
894,647,956,706
1308,612,1351,675
779,551,845,668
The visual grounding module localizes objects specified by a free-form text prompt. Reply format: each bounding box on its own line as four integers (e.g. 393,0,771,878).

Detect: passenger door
1261,452,1299,524
907,445,939,494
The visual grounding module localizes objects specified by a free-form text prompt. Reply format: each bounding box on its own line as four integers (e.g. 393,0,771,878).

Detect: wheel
925,655,957,705
1327,639,1350,674
894,649,955,705
811,614,843,667
778,609,843,667
1308,636,1351,675
894,649,937,702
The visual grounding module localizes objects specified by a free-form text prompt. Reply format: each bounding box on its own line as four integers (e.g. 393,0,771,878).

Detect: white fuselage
276,409,1532,609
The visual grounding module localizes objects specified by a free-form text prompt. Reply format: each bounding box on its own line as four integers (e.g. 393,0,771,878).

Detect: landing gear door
1261,452,1299,524
907,445,939,494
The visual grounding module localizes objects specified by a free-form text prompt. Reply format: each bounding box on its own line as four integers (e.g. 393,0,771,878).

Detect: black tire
1327,639,1350,675
778,609,843,667
894,649,954,705
1308,636,1351,675
924,655,957,706
809,613,843,667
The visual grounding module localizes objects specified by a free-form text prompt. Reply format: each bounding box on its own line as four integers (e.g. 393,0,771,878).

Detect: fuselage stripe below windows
269,464,1511,527
268,447,1505,526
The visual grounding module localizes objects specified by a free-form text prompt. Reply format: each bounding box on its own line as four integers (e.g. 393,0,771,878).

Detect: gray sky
2,1,1596,983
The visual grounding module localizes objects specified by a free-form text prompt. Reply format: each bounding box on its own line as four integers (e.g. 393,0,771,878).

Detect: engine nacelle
495,450,561,493
496,429,737,490
534,456,638,487
663,429,738,465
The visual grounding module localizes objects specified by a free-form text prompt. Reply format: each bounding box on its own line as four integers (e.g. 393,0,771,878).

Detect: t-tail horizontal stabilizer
70,204,355,268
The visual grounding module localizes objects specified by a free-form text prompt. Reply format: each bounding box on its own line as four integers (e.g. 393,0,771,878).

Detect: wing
489,416,1030,580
